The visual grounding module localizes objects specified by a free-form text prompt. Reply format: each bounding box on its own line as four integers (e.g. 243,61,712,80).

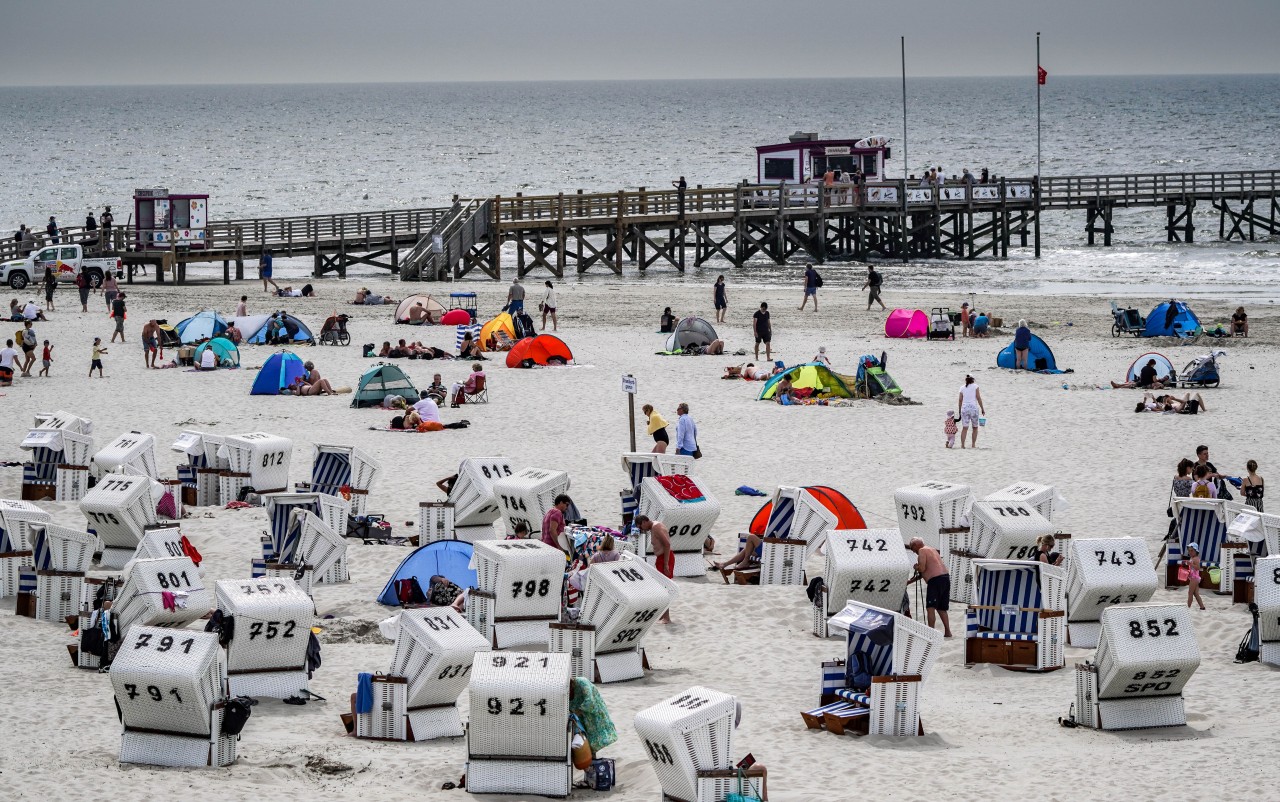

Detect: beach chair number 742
850,539,889,552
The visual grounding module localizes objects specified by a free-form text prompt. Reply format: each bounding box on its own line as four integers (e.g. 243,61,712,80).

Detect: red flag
1037,66,1047,85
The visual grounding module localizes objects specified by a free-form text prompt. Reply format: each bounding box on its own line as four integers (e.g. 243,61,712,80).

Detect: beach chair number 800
512,580,551,598
1129,619,1180,638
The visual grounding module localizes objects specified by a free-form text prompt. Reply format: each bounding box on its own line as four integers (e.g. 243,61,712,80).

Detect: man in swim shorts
141,319,160,368
908,537,952,637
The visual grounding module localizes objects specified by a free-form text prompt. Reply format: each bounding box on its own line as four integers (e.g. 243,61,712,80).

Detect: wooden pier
3,170,1278,285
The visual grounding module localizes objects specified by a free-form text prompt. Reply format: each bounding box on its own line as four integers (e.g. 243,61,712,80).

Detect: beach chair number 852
261,451,286,467
486,697,547,715
1128,618,1179,638
901,504,926,522
511,579,551,598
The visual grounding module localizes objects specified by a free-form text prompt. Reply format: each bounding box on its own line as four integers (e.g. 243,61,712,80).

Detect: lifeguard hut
134,188,209,249
755,132,890,184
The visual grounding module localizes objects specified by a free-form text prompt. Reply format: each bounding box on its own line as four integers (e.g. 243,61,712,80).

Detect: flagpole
1035,31,1042,259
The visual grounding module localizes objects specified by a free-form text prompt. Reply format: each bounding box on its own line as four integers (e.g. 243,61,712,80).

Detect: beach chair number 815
1128,618,1179,638
511,579,551,598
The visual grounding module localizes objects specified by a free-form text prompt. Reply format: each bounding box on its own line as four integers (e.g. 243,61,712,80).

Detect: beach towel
735,486,768,497
655,474,704,502
570,678,618,752
355,672,375,715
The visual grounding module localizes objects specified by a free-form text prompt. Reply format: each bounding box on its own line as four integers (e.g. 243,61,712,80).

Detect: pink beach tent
885,308,928,338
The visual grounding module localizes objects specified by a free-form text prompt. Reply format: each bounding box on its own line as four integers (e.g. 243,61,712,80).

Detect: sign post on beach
622,374,637,451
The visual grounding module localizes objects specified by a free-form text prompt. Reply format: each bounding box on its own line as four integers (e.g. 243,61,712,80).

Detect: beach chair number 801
901,504,926,521
1095,550,1138,566
1128,619,1180,638
486,697,548,715
512,579,551,598
133,633,196,654
248,621,297,639
156,571,193,589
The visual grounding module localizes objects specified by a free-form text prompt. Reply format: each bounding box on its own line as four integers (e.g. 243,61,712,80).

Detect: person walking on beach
713,275,727,323
1184,543,1207,610
110,292,127,343
674,402,698,458
259,249,279,293
957,374,985,449
0,339,17,386
635,515,674,621
800,265,819,311
862,265,886,311
89,337,107,377
38,340,52,377
540,280,558,331
141,319,160,368
235,295,247,317
752,302,772,361
46,216,59,245
641,403,670,453
506,277,525,315
102,269,118,311
42,265,56,312
19,321,37,377
907,538,952,637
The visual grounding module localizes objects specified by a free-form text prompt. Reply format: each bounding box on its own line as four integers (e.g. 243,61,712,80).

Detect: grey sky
2,0,1278,86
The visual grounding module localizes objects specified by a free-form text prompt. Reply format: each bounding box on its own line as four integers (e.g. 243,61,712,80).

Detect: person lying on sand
1134,392,1207,414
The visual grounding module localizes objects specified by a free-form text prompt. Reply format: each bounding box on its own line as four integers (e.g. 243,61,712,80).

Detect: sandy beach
1,271,1277,802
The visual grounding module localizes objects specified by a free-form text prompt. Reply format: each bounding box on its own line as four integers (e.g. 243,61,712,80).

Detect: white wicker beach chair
619,452,694,523
1070,604,1200,730
171,430,226,507
28,522,95,624
637,475,720,578
492,467,572,539
114,556,211,635
1167,498,1232,589
985,481,1067,522
466,651,573,797
894,480,973,550
20,424,93,502
812,529,913,637
467,540,566,648
1256,556,1280,666
752,485,838,586
947,500,1053,604
91,431,160,479
309,443,380,516
1064,537,1158,647
803,601,942,736
132,524,188,562
111,627,239,768
635,686,756,802
354,607,489,741
964,559,1065,671
550,551,677,682
214,577,315,698
0,499,50,597
257,492,350,591
419,501,458,544
217,432,293,502
446,458,515,537
1219,504,1273,598
80,472,163,569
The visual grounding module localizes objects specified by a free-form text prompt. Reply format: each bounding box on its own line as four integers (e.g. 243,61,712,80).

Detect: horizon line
2,71,1278,89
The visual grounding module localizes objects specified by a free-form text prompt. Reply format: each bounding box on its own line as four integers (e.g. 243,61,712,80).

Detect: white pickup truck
0,244,120,290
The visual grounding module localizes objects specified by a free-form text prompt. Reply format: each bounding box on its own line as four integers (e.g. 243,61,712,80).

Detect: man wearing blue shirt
674,403,698,457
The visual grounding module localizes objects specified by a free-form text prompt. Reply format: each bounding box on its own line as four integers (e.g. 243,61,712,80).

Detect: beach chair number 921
1095,550,1137,566
260,451,286,467
1128,618,1179,638
486,697,547,716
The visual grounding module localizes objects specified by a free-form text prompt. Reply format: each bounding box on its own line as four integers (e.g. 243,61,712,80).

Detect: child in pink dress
944,411,958,448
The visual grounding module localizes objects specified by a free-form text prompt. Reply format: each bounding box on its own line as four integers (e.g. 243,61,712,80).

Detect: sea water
2,75,1278,297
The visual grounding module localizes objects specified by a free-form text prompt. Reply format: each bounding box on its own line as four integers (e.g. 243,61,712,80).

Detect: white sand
1,275,1277,801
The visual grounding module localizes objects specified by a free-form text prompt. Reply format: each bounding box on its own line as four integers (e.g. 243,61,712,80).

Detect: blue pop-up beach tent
250,351,305,395
997,333,1063,373
175,310,228,344
377,540,477,606
1143,301,1201,337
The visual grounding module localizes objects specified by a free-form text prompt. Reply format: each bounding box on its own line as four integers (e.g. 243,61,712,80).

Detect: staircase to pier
400,199,492,281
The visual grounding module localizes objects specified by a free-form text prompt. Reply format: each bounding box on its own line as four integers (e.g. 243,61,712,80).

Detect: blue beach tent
1143,301,1201,338
245,313,315,345
175,310,228,344
997,332,1062,372
250,351,305,395
377,540,477,606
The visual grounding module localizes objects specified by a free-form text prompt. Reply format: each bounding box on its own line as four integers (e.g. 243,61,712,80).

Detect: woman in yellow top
641,404,670,453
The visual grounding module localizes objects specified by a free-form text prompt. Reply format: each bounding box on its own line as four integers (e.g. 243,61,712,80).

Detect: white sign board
622,375,637,394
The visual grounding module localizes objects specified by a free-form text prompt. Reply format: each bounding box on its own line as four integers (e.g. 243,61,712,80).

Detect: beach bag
1177,566,1189,583
585,758,615,791
221,696,257,736
813,271,823,288
1192,481,1211,499
1235,605,1260,663
1207,568,1221,586
726,769,763,802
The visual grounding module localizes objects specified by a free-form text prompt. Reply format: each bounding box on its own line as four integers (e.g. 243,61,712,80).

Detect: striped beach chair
309,444,380,516
171,431,226,507
80,472,162,569
757,486,836,586
618,452,694,525
30,522,96,624
965,559,1066,672
1167,498,1231,589
1069,604,1200,730
258,493,349,593
20,424,93,502
91,431,160,480
947,500,1053,605
0,499,50,597
802,601,941,737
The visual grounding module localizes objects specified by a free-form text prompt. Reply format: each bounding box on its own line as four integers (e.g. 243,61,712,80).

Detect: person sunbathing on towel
1112,359,1165,390
458,332,482,359
1134,392,1207,414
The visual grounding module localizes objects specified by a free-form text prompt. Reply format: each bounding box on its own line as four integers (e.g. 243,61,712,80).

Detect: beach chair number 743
1094,550,1137,566
1128,619,1180,638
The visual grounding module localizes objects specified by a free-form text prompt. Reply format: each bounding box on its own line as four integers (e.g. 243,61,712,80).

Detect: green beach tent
758,362,857,400
352,363,419,408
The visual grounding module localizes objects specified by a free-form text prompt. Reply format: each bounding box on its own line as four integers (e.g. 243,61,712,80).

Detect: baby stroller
1178,349,1224,388
1109,301,1145,338
927,307,955,341
319,313,351,346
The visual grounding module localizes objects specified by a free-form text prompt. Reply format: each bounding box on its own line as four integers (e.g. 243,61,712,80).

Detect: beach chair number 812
511,579,551,598
1128,618,1179,638
261,451,286,467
